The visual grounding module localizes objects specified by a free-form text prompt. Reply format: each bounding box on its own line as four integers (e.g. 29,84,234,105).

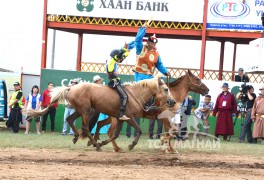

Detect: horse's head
185,70,209,95
156,77,176,108
169,70,209,96
134,78,176,109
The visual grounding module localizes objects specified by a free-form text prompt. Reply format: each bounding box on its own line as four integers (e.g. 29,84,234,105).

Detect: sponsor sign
207,0,264,31
47,0,204,23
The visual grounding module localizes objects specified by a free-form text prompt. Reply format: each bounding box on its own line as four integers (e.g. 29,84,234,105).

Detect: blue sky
0,0,257,74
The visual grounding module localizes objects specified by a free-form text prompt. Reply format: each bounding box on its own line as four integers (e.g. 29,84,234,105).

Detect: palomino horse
92,70,209,153
27,77,176,151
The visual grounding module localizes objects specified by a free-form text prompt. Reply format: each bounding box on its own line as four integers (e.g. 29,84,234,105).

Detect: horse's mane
134,78,159,89
123,82,135,86
169,75,186,87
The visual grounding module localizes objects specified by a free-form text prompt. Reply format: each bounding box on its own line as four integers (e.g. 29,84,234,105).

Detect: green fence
38,69,242,138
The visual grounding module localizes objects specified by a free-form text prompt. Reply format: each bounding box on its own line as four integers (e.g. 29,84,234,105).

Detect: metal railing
47,15,203,30
81,62,264,83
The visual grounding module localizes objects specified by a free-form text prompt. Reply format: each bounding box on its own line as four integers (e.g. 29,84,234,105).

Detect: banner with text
47,0,204,23
207,0,264,31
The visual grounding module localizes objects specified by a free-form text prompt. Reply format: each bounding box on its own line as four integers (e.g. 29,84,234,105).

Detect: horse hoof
87,141,92,146
114,148,125,153
96,145,102,152
72,138,78,144
172,149,179,154
128,144,134,151
97,147,102,152
166,149,178,154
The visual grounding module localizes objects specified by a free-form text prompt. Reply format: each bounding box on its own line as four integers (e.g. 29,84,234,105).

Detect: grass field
0,127,263,157
1,126,264,179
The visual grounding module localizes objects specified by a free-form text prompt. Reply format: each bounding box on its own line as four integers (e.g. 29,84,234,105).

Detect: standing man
8,82,23,133
89,75,104,134
251,85,264,145
90,75,110,135
62,79,78,135
213,83,238,141
234,68,249,82
42,82,58,133
178,95,194,139
126,21,171,137
236,85,256,143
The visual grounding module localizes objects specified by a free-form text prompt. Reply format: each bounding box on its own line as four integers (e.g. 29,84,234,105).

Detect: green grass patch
0,129,263,157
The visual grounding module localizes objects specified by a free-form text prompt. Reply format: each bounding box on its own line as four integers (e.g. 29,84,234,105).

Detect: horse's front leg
81,114,101,151
66,111,81,144
87,116,112,146
97,118,124,148
108,117,125,153
128,117,142,151
161,118,178,153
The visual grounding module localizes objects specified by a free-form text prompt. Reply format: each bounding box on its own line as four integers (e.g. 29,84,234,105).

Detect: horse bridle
125,83,172,112
174,73,204,92
125,87,150,111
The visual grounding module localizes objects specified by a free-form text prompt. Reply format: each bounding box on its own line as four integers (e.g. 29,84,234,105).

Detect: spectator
93,75,102,84
41,82,58,133
234,68,249,82
178,95,194,139
89,75,104,134
149,119,163,139
62,79,78,135
236,86,256,143
251,85,264,145
7,82,23,133
213,83,238,141
193,95,214,136
90,75,109,136
24,85,42,134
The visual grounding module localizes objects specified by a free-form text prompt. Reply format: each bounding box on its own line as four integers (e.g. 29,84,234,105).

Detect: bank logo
76,0,94,12
210,0,250,19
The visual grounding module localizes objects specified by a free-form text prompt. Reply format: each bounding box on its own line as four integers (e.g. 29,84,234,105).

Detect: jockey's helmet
110,49,121,58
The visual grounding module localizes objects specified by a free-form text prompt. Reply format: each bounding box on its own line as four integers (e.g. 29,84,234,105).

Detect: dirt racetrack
0,147,264,180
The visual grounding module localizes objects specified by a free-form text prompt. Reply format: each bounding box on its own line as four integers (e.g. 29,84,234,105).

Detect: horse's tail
50,86,70,104
26,86,70,118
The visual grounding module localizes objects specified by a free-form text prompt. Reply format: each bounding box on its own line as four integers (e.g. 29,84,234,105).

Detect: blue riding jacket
127,27,168,82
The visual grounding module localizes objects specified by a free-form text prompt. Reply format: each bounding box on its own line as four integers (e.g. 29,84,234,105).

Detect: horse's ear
158,77,164,85
187,69,191,74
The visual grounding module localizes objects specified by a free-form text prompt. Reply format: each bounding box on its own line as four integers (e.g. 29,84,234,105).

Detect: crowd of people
6,23,264,145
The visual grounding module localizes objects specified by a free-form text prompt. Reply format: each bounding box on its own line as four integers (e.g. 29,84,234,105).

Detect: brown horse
92,70,209,153
27,77,176,151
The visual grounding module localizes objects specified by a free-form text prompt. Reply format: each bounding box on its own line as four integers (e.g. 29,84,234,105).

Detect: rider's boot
144,96,159,111
119,113,130,121
119,110,130,121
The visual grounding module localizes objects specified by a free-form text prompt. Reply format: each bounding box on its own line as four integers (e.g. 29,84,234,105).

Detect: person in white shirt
62,79,78,135
24,85,42,134
193,95,214,137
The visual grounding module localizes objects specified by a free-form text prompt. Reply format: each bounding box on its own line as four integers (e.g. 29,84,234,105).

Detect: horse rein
125,87,149,111
187,73,203,86
172,73,204,92
125,83,171,112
